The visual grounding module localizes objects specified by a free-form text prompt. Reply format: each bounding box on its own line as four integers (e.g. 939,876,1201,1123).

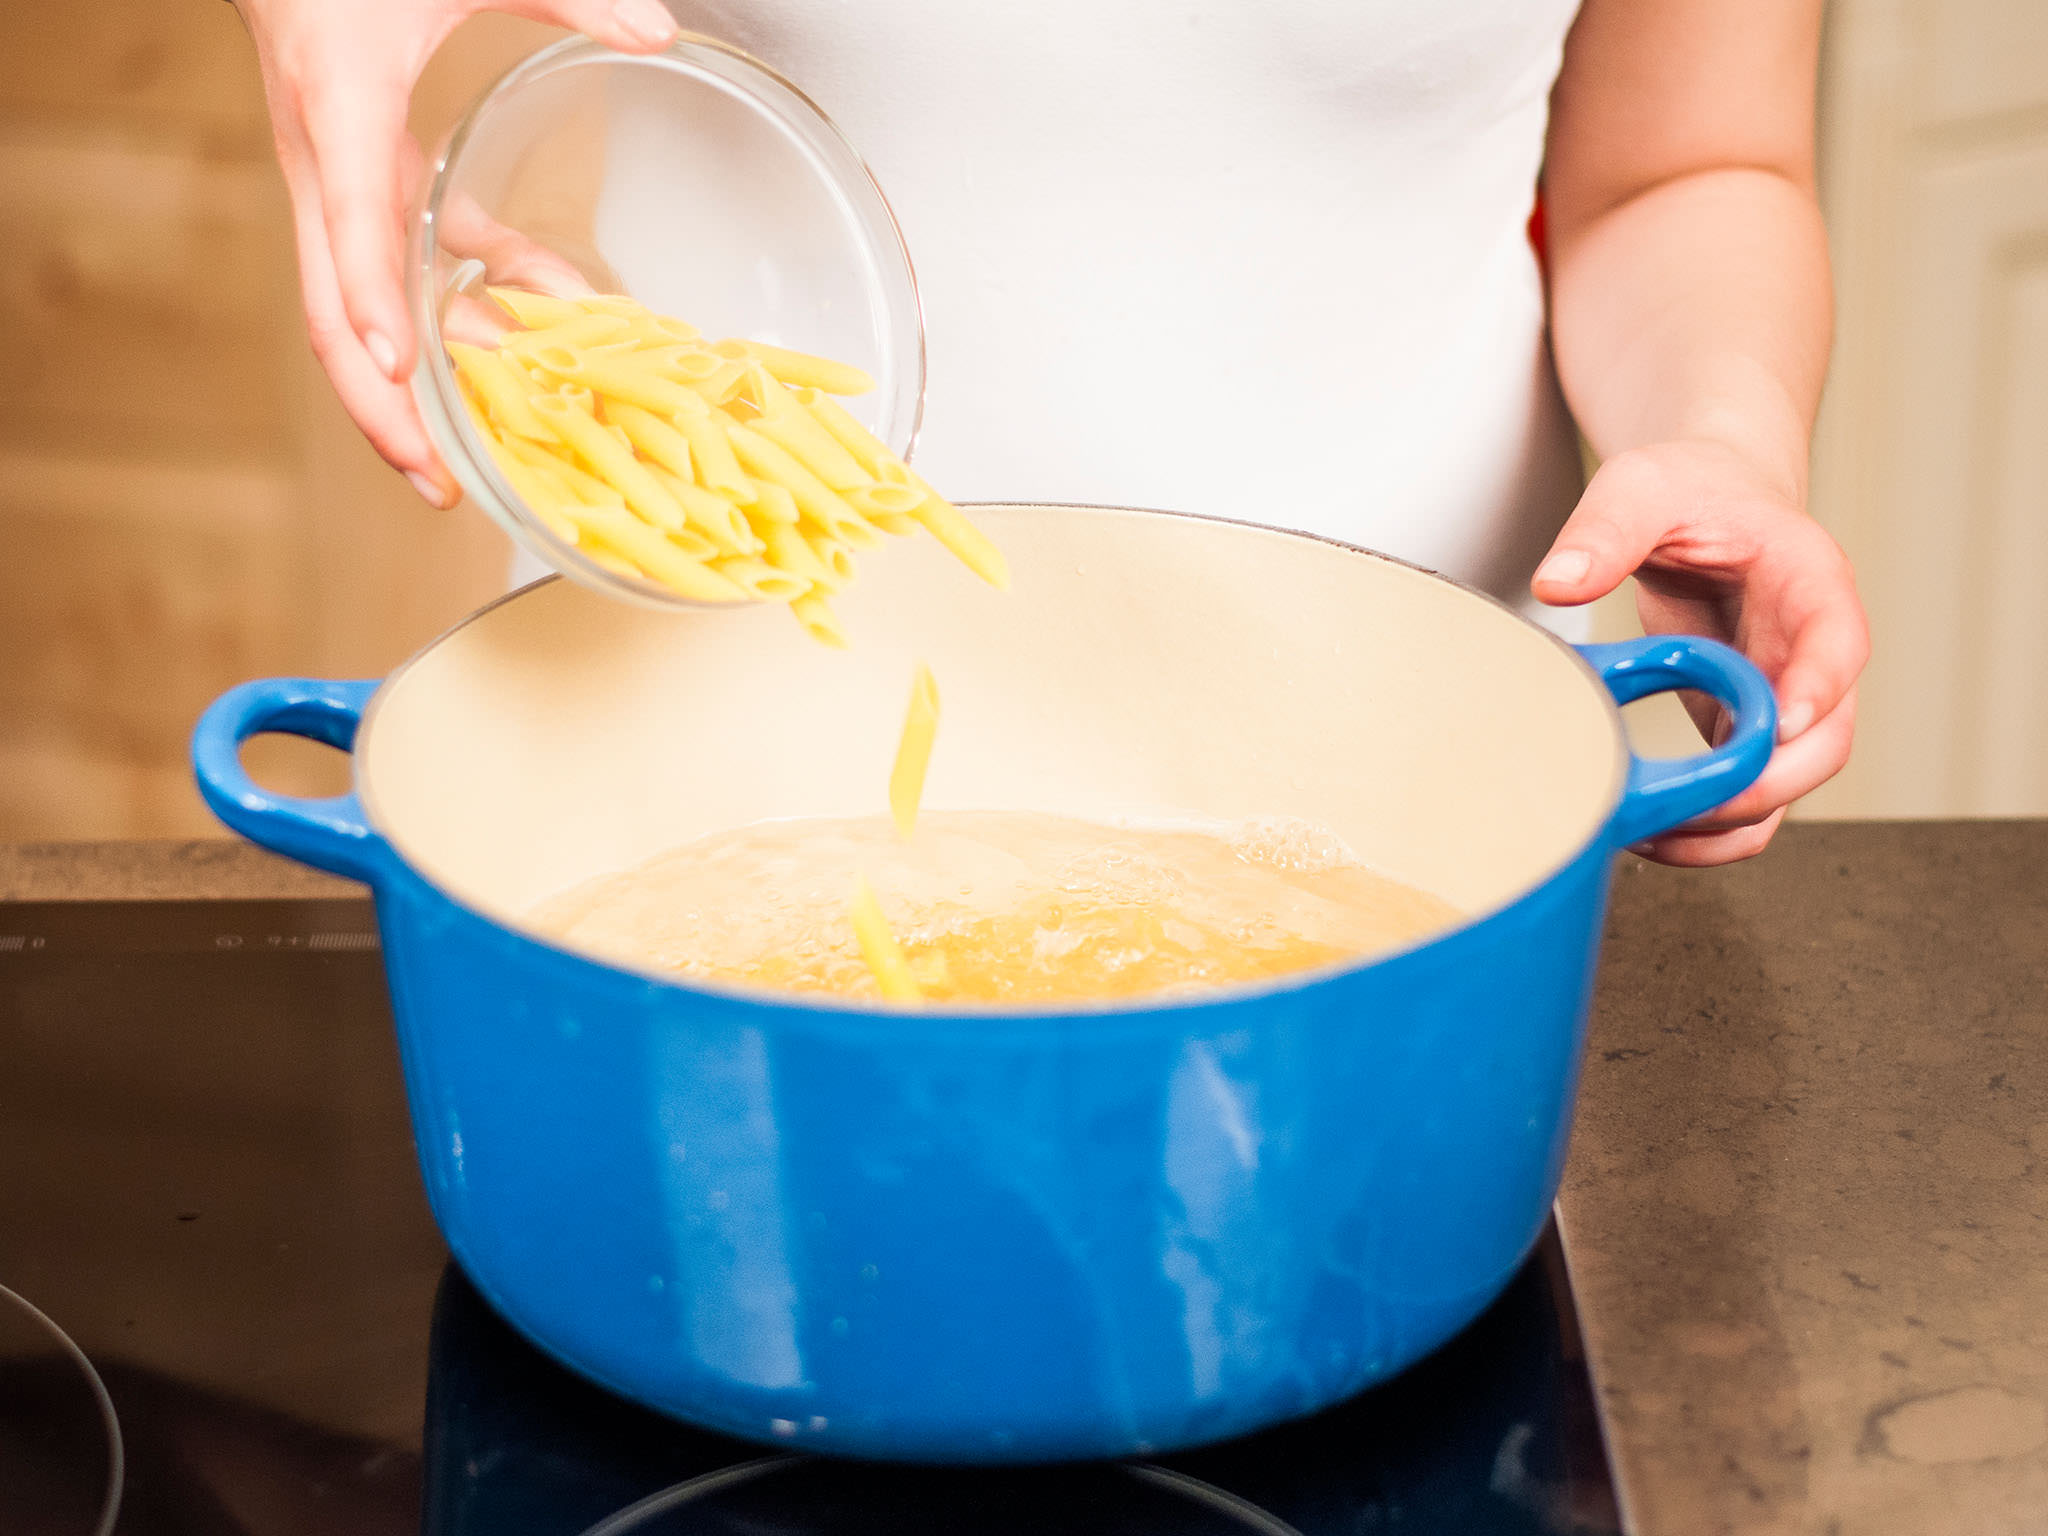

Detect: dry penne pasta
804,530,858,592
646,465,759,555
606,401,695,480
726,421,881,549
723,337,877,397
790,591,850,648
849,876,922,1003
757,521,832,587
482,434,583,545
447,287,1005,632
875,463,1011,589
796,387,896,477
486,286,590,330
668,525,722,561
578,294,654,318
740,479,801,529
532,393,694,537
845,482,925,536
751,405,872,492
711,556,812,602
910,496,1011,590
500,313,632,355
532,347,711,419
889,663,941,839
450,342,557,442
563,500,747,603
583,548,647,581
648,347,728,384
503,433,626,509
679,410,751,499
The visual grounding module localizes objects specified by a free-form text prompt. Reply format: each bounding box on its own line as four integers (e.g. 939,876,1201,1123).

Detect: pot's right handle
1577,636,1777,847
191,678,393,883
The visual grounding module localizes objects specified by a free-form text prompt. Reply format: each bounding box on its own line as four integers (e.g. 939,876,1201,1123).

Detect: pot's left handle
191,678,394,883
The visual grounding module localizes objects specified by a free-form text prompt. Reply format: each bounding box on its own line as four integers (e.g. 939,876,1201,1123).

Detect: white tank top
516,0,1587,634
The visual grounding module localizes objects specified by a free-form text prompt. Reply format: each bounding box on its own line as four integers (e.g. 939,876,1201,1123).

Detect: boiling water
528,811,1460,1006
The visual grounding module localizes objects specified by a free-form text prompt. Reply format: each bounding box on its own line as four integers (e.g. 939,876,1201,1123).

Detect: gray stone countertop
4,824,2043,1533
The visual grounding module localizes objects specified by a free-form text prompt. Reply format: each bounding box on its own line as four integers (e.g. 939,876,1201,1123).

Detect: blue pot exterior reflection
193,630,1772,1463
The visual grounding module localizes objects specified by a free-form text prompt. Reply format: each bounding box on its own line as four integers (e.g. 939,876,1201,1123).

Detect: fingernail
407,470,451,508
365,329,400,380
1535,549,1591,588
1777,701,1814,743
614,0,677,46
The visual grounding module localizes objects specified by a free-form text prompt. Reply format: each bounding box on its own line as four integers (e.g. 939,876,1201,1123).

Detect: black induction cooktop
0,897,1621,1535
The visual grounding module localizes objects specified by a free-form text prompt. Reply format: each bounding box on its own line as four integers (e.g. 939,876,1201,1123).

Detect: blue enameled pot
192,505,1771,1464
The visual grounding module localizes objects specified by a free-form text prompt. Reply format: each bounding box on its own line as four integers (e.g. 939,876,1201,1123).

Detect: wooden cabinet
0,4,533,838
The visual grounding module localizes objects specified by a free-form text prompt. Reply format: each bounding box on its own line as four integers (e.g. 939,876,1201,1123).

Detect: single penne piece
888,663,941,840
644,314,702,344
481,434,582,545
667,524,720,561
845,482,926,536
720,337,876,396
740,479,801,532
647,464,758,554
873,460,1010,587
796,387,897,477
574,293,652,318
560,500,747,603
751,403,873,491
710,556,811,602
730,360,785,417
846,481,925,518
627,350,716,409
527,346,713,419
531,392,692,535
486,286,588,329
802,530,858,592
849,876,922,1002
605,400,694,479
757,520,831,586
646,346,726,384
790,590,851,649
909,493,1011,590
680,411,751,499
448,342,557,441
680,358,748,405
504,433,627,508
499,312,632,355
725,420,881,548
582,547,647,582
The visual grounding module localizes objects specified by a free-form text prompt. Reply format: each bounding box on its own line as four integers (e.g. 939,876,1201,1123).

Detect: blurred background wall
0,0,2039,839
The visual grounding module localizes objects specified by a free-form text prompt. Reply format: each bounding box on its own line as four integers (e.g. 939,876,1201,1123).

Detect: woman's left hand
1531,437,1869,867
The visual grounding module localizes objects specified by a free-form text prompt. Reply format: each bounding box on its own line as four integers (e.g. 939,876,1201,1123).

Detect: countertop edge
0,840,364,902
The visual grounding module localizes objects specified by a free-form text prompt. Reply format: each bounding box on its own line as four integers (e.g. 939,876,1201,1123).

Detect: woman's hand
1532,438,1868,867
234,0,679,505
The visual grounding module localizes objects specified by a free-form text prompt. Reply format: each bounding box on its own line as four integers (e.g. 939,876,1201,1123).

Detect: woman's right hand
233,0,680,506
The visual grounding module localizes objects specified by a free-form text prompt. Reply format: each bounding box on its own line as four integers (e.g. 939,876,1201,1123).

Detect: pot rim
354,501,1633,1021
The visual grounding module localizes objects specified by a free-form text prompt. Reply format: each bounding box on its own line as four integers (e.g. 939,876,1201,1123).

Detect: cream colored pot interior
360,506,1627,928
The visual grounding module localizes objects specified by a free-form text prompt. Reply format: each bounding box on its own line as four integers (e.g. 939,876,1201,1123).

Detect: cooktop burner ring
574,1452,1308,1536
0,1281,124,1536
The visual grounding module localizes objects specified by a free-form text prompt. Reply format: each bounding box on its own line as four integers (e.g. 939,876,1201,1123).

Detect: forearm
1546,166,1831,503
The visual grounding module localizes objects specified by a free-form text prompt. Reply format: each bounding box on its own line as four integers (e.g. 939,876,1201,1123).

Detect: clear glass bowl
409,35,925,608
